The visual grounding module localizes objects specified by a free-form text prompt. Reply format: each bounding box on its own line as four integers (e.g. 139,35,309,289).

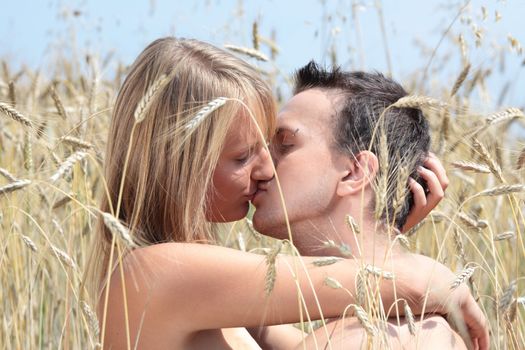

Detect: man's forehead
277,88,339,130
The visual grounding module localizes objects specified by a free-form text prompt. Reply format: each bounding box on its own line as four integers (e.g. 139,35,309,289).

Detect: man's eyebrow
275,126,300,135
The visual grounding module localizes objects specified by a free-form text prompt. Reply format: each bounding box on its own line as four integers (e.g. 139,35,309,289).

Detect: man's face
252,88,346,238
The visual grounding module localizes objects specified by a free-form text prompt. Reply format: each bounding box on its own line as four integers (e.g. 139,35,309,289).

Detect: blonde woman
87,37,488,349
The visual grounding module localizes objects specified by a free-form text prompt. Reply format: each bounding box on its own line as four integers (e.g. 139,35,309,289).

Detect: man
251,62,487,349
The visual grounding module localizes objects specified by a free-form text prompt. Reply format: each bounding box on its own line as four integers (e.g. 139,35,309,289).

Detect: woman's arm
103,242,487,348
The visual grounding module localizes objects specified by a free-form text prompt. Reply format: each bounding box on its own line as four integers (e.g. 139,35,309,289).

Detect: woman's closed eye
236,151,251,164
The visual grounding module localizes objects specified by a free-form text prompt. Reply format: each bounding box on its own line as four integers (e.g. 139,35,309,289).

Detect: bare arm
102,243,488,349
403,153,449,232
246,324,305,350
300,315,467,350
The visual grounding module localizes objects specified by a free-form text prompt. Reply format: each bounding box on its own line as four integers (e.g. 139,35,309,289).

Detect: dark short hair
293,61,430,230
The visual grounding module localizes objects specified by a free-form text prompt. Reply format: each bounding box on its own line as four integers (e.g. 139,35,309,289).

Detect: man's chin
252,210,288,239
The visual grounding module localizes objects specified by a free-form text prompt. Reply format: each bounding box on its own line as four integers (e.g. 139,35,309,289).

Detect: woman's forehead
237,102,273,137
222,113,261,147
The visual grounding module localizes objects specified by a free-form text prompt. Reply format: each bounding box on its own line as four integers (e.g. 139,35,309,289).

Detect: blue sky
1,0,524,108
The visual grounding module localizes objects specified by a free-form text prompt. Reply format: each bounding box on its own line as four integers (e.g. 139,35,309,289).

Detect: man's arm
246,324,305,350
299,315,467,350
403,153,449,232
102,243,488,349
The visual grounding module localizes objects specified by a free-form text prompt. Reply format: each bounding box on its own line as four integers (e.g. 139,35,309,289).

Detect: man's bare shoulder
298,314,466,350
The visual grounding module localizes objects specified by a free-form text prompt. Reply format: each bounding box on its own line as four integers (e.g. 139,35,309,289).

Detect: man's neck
290,209,402,260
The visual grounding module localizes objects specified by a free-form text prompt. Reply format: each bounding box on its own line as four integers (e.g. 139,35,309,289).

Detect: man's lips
251,188,267,204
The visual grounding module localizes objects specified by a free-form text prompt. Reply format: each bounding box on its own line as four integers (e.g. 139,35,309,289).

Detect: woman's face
206,114,274,222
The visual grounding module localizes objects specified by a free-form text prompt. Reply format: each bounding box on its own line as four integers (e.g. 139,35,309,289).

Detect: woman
87,37,487,349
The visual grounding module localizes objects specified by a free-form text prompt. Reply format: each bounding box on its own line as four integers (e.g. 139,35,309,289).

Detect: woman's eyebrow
239,140,260,153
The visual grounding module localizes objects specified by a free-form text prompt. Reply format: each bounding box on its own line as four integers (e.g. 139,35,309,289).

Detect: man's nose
252,146,274,181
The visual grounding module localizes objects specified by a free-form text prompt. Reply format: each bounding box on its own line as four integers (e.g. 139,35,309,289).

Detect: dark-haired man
251,62,488,349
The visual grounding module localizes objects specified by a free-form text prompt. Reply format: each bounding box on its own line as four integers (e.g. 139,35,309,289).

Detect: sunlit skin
103,113,278,350
251,89,475,349
101,103,487,350
206,113,273,222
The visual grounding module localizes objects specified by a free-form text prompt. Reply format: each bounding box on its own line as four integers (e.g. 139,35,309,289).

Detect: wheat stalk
391,95,447,110
476,219,489,229
23,131,33,172
374,175,387,221
0,179,31,195
364,265,394,280
457,212,481,231
324,276,343,289
498,280,517,314
81,301,100,338
185,97,227,130
450,63,471,97
101,212,137,248
392,166,409,213
8,80,16,106
224,44,269,61
451,160,491,173
264,241,282,295
494,231,515,241
245,218,262,241
322,239,353,257
345,214,360,234
485,107,524,126
133,73,172,123
352,304,377,337
394,234,410,249
20,234,38,252
406,220,425,237
59,135,94,150
473,184,525,198
49,151,87,183
453,229,466,264
0,102,33,128
312,257,343,266
52,193,74,210
356,270,367,306
51,245,77,270
516,147,525,170
507,298,518,323
0,167,18,182
404,300,416,335
472,138,504,182
451,266,477,290
252,21,259,50
50,86,68,119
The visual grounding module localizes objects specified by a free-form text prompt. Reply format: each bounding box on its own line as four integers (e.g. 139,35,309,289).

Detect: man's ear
336,150,379,197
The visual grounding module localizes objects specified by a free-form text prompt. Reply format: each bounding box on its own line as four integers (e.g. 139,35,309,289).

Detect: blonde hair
86,37,275,299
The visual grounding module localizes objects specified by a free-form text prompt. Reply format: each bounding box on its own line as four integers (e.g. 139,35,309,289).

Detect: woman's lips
245,191,257,201
251,189,266,205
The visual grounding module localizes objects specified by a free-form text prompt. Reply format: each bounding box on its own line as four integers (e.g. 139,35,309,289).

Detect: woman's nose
252,146,274,181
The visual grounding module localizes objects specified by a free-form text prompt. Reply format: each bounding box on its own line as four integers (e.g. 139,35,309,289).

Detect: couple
90,38,488,349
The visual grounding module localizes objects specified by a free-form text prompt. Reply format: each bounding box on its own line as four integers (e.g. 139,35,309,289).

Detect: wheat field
1,2,524,349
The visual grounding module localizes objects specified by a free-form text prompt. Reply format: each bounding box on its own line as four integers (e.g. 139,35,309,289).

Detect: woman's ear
336,151,379,197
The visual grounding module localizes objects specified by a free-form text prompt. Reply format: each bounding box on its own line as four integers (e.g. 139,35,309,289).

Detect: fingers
463,295,490,350
409,177,427,208
402,154,449,232
417,166,444,202
402,178,428,232
423,152,449,190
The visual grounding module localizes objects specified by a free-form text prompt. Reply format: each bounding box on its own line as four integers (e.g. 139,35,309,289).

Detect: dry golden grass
1,4,524,349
